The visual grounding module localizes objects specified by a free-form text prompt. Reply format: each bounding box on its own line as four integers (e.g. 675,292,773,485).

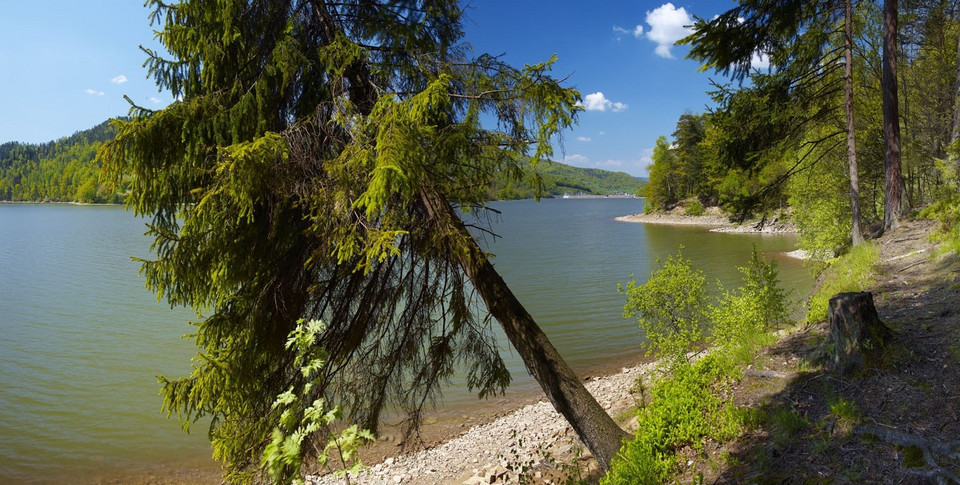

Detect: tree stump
824,291,892,373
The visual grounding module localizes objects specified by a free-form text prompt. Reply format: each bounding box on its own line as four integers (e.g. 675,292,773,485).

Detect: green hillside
492,159,646,200
0,121,124,203
1,121,645,203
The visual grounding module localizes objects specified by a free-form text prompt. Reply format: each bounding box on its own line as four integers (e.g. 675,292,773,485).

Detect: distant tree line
0,120,128,203
0,119,644,205
492,159,646,200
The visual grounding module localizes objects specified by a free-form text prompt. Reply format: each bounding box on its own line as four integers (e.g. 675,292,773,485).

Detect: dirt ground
686,218,960,484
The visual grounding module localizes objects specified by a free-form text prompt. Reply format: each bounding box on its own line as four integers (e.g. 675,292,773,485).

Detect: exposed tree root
858,425,960,484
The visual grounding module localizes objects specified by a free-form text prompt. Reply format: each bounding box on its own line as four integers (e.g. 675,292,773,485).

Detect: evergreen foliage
642,1,960,257
97,0,626,479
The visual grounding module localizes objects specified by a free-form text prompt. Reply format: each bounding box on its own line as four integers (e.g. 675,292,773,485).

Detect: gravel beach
307,361,658,484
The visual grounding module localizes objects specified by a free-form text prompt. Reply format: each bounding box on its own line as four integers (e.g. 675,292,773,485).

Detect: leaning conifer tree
98,0,627,481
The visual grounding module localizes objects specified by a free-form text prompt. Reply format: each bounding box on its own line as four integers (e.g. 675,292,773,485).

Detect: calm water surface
0,200,812,483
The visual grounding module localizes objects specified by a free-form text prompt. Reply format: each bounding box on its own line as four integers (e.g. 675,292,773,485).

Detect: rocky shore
307,361,657,484
615,206,796,234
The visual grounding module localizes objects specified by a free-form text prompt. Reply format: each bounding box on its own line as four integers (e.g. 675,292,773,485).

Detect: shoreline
308,358,657,484
615,209,797,235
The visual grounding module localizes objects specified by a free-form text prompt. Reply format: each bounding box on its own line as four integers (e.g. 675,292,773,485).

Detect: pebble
307,360,660,484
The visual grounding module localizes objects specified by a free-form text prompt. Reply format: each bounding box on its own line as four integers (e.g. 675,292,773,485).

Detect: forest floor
308,217,960,484
687,217,960,484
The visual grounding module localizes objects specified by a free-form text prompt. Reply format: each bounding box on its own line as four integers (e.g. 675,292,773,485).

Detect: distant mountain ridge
0,120,646,203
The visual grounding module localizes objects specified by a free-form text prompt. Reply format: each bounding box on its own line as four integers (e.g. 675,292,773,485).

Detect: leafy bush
788,147,851,259
620,252,709,364
684,199,705,216
712,248,789,356
601,356,745,485
918,153,960,254
806,243,880,322
608,249,791,484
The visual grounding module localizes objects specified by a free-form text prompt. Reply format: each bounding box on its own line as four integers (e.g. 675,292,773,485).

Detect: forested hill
0,120,124,203
0,120,646,203
491,160,646,200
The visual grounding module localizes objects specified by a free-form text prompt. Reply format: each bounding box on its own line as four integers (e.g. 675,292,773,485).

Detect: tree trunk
882,0,903,231
846,0,864,247
419,188,630,471
824,292,891,373
951,27,960,172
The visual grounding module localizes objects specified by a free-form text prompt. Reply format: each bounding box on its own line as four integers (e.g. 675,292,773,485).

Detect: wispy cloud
751,52,770,69
111,75,128,84
149,96,162,104
645,3,694,59
613,24,644,40
85,88,105,96
578,92,628,112
576,136,592,142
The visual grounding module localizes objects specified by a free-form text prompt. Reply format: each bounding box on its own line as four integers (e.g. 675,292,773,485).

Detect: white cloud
645,3,694,59
149,96,162,104
613,25,644,39
579,92,628,112
599,131,607,136
562,154,591,165
111,75,128,84
85,88,105,96
751,52,770,69
576,136,592,142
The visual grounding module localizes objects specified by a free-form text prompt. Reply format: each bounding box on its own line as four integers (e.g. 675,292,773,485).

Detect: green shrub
608,250,792,484
684,199,705,216
620,251,708,365
806,243,880,322
602,356,744,485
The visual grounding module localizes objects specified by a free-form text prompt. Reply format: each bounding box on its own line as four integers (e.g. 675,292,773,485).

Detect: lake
0,199,812,483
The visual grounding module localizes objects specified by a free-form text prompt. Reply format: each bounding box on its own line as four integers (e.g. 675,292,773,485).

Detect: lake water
0,200,812,483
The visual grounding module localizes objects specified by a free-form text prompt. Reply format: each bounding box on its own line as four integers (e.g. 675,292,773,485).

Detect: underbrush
607,249,787,484
919,192,960,255
805,242,881,323
602,355,748,484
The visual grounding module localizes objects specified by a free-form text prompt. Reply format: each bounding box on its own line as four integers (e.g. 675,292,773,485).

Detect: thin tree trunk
419,188,630,471
951,28,960,154
846,0,864,246
883,0,903,230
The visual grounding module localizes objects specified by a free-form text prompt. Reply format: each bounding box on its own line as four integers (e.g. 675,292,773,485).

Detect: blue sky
0,1,742,177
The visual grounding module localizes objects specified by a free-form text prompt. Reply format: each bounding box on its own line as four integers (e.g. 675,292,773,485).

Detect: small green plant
496,430,588,485
711,248,786,365
769,406,808,447
827,396,860,436
261,319,374,484
620,251,708,365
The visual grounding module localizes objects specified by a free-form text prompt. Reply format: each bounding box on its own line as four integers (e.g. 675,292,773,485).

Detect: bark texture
825,292,892,373
882,0,903,231
419,188,630,471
